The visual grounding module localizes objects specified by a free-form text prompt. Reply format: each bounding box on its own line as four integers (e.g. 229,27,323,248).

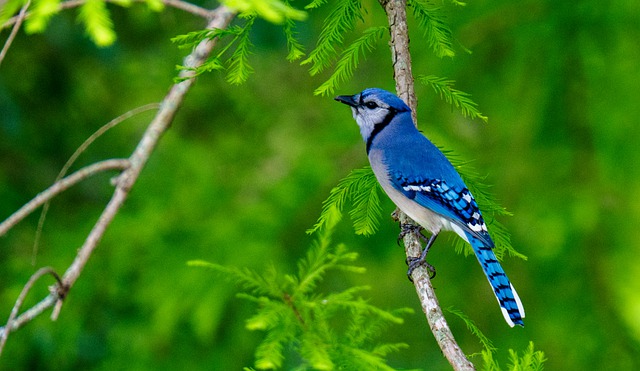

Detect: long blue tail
466,233,525,327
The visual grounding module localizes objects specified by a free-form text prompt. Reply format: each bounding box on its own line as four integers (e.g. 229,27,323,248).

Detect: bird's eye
364,101,378,109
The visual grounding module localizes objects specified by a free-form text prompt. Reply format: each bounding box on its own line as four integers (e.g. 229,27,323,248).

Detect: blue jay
335,88,525,327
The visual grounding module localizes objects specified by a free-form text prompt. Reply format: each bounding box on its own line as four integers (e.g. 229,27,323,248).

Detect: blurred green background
1,0,639,369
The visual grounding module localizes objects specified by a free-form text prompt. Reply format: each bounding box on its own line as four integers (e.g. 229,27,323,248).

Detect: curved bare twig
32,103,160,264
0,267,63,356
0,159,131,237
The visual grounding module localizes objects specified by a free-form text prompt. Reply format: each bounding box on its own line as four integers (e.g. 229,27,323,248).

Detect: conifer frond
283,17,305,61
314,26,386,96
308,166,381,236
481,342,546,371
294,238,363,297
419,74,488,123
171,28,240,49
408,0,455,58
25,0,60,33
372,342,411,357
143,0,164,11
243,297,285,330
226,18,255,84
187,260,284,298
253,317,294,369
446,307,496,353
191,225,410,369
304,0,328,10
301,0,363,75
78,0,116,46
507,342,547,371
343,346,405,370
222,0,306,23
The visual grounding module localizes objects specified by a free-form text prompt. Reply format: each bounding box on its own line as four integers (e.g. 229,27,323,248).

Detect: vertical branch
380,0,417,124
379,0,475,369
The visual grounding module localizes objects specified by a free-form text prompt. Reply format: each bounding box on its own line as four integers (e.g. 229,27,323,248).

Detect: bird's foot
406,254,436,282
397,223,428,245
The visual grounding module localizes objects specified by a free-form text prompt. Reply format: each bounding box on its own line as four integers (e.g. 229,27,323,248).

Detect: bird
335,87,525,327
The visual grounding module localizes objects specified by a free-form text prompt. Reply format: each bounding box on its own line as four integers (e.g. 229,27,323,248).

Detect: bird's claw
406,255,436,282
397,223,428,245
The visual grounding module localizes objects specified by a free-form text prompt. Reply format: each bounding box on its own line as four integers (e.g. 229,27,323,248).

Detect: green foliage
226,16,255,85
172,21,257,83
419,75,488,123
308,166,382,236
314,26,387,96
0,0,138,46
77,0,118,46
283,16,306,61
24,0,60,34
480,342,547,371
300,0,364,75
189,217,412,370
408,0,455,58
222,0,306,23
171,0,307,83
446,307,496,353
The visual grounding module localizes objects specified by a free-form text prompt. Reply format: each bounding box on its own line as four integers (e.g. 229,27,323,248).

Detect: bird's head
334,88,411,144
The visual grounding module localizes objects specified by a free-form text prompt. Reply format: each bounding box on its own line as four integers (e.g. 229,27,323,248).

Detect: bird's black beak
334,94,358,107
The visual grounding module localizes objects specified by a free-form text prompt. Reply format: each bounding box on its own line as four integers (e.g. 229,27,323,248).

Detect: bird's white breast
368,149,466,241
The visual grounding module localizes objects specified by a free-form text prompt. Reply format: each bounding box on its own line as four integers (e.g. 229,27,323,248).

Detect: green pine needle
78,0,117,47
307,166,381,236
222,0,307,24
171,28,240,49
284,17,306,61
481,342,547,371
226,18,255,85
419,74,489,123
190,221,411,370
408,0,455,58
25,0,60,34
314,26,386,96
301,0,363,75
446,307,497,353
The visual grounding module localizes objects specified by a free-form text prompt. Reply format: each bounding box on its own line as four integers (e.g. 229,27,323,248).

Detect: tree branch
0,0,30,67
380,0,475,369
0,267,62,356
32,103,160,264
0,4,237,355
1,0,216,30
0,159,131,237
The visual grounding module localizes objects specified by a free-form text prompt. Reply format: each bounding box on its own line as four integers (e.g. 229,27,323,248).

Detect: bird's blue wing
388,171,494,247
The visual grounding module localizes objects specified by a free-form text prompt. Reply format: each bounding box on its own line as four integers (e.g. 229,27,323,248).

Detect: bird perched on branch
335,88,525,327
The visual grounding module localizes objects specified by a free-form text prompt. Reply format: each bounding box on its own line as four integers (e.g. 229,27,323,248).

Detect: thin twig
57,2,236,314
0,267,62,356
0,0,30,67
380,0,475,369
1,0,216,30
32,103,160,264
0,159,131,237
0,5,237,353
